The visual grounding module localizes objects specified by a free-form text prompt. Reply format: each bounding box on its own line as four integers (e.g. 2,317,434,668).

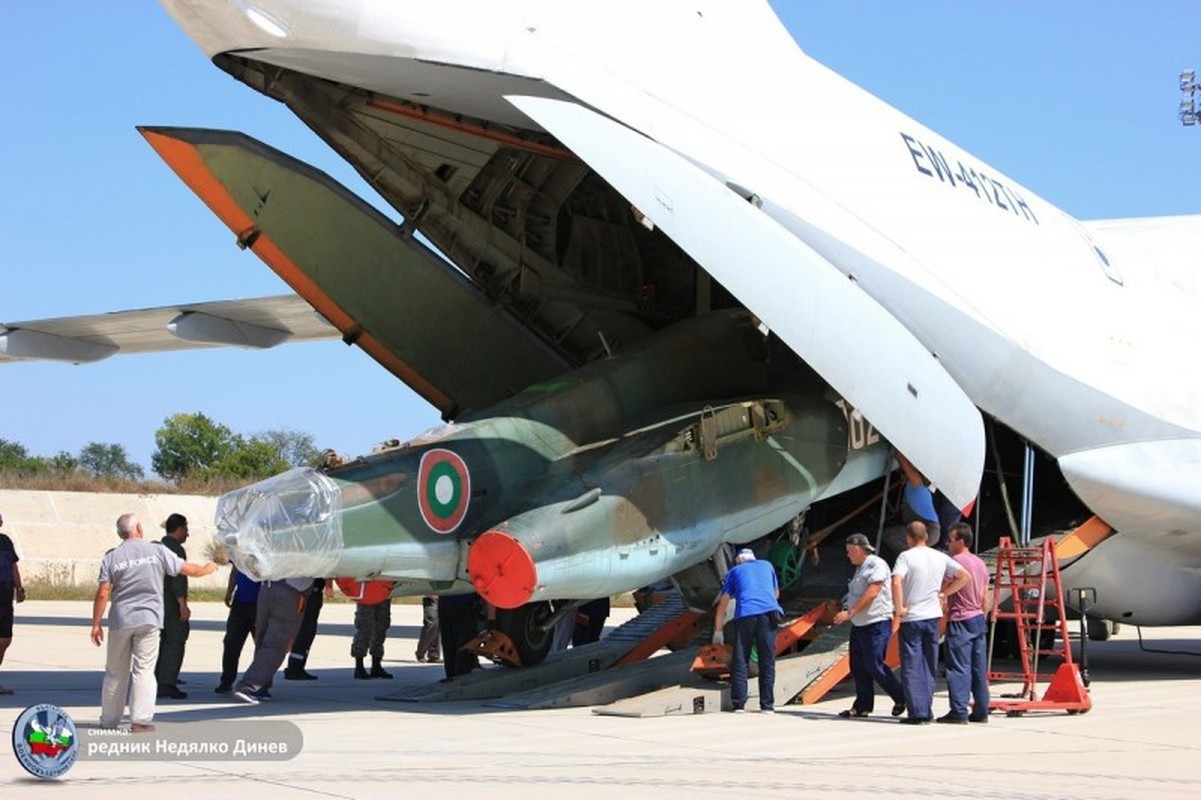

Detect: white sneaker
233,687,260,705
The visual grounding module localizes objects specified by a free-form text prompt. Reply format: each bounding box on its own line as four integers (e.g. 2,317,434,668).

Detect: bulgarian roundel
417,448,471,534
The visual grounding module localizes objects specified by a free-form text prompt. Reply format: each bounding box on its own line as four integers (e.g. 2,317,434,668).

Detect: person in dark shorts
0,511,27,695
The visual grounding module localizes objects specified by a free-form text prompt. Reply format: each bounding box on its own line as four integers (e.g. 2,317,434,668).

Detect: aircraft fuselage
163,0,1201,626
218,312,888,609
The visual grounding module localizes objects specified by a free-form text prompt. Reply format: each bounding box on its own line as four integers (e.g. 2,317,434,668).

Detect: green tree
0,439,31,470
16,456,50,475
78,442,144,479
259,429,319,467
152,412,237,481
0,439,50,474
49,451,81,475
215,436,290,479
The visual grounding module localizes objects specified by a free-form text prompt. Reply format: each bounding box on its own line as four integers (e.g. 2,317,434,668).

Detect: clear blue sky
2,2,1197,475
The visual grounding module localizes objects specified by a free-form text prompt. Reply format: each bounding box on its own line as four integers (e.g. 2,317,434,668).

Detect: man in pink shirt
939,522,992,724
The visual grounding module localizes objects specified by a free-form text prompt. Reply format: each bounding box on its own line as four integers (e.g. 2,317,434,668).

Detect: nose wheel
492,601,554,666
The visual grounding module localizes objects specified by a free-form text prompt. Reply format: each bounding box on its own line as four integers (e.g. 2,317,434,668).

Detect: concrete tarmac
2,600,1199,799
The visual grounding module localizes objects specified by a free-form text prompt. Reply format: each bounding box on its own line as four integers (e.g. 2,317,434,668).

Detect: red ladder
988,537,1091,715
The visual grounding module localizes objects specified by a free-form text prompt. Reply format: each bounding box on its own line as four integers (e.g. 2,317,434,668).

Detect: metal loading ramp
378,593,857,716
489,648,702,710
489,605,853,714
596,623,849,717
377,592,705,703
377,637,636,703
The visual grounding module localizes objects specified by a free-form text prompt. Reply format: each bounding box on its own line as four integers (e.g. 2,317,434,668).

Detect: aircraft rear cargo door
141,126,566,417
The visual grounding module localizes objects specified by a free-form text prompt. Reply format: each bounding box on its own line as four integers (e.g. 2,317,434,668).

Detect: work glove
712,630,724,646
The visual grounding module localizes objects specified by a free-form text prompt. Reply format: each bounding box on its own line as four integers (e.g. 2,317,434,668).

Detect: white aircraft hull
18,1,1198,624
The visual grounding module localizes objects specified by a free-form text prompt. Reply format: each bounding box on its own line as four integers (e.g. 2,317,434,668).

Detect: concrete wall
0,489,227,590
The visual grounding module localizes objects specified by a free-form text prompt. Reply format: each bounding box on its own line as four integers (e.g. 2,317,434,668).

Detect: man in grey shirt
832,533,906,718
91,513,217,732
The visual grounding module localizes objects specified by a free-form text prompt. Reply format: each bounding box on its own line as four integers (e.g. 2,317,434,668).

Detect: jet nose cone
216,467,344,580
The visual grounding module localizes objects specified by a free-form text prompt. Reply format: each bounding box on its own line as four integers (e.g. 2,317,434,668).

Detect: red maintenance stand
988,537,1091,716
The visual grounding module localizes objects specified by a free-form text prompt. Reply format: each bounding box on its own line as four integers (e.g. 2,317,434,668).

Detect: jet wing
509,96,984,509
139,127,568,417
0,295,335,364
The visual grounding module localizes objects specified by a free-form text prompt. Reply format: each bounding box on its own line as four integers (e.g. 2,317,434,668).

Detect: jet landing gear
489,601,557,667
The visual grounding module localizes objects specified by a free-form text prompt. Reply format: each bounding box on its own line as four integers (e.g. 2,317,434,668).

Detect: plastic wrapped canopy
215,467,343,581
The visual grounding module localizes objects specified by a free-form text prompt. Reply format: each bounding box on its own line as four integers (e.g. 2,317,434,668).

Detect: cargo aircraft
3,1,1197,663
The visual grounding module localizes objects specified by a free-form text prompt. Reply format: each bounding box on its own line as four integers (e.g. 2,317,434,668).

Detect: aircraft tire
494,602,554,666
1085,618,1111,641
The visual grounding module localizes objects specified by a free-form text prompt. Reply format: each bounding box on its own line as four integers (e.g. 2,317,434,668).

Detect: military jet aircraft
3,2,1197,663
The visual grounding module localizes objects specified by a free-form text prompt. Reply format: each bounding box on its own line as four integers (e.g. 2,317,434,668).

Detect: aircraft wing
509,96,984,509
0,295,336,364
138,127,569,418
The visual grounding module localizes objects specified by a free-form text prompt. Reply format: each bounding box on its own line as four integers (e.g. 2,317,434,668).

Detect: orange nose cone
467,530,537,609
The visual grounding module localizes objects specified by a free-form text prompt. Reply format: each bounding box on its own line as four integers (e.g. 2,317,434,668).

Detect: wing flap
139,126,567,416
509,96,983,508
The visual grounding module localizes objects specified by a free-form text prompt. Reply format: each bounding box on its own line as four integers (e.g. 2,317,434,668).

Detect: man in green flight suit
155,513,191,699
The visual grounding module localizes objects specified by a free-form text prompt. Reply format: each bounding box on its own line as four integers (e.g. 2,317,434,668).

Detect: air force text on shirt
107,556,163,574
